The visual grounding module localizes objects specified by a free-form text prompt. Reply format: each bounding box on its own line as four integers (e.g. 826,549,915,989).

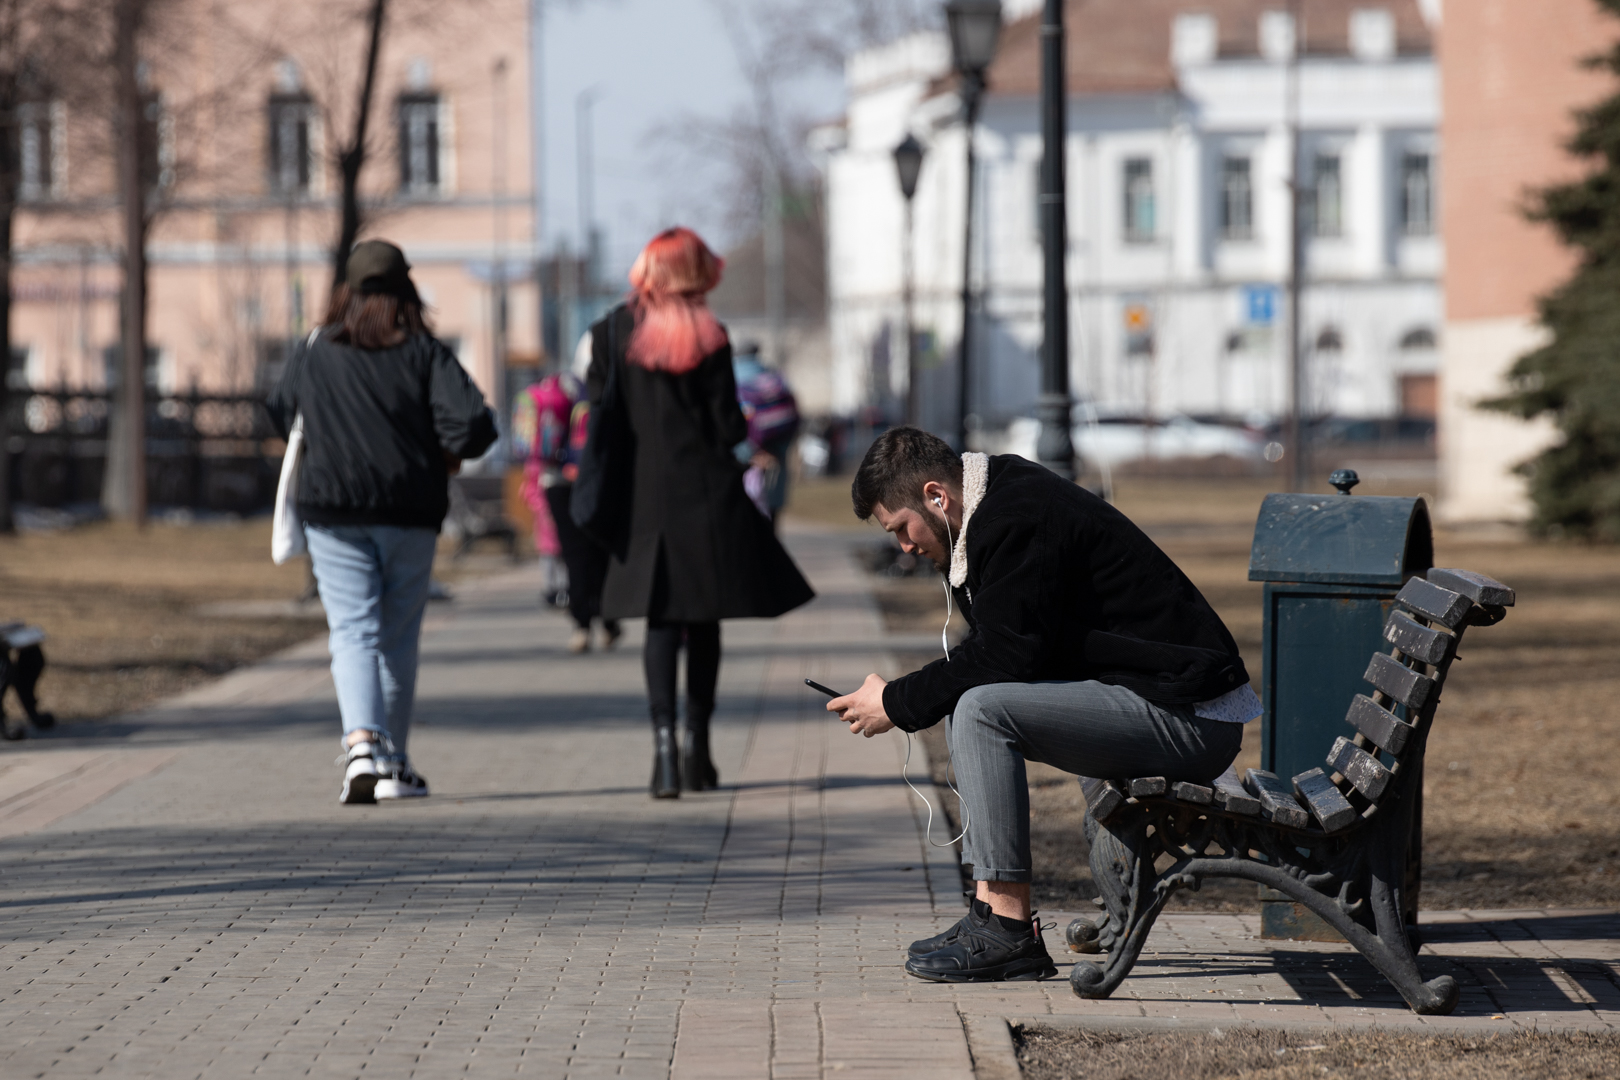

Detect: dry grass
867,475,1620,913
1015,1026,1620,1080
0,520,509,727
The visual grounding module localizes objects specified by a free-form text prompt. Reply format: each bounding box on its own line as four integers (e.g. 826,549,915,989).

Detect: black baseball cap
346,240,411,293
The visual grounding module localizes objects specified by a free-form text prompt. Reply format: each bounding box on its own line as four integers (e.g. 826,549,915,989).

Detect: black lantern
892,134,925,202
946,0,1004,76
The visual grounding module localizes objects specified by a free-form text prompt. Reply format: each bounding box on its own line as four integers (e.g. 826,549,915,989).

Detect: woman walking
518,369,620,652
269,240,497,804
582,227,813,797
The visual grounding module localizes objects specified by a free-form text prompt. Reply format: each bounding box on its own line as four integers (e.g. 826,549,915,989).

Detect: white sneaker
376,763,429,800
339,742,380,804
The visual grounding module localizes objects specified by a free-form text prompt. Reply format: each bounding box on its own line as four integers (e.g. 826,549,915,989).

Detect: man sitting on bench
828,428,1259,983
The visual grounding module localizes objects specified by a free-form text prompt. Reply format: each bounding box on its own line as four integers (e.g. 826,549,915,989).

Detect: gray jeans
946,681,1244,882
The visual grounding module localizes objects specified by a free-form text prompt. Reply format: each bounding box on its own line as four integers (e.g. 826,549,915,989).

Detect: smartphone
804,679,846,698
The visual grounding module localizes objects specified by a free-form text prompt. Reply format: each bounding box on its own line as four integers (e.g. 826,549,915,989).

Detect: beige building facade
10,0,536,411
1437,0,1612,522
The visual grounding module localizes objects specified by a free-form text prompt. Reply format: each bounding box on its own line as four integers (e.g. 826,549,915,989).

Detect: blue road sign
1244,285,1279,327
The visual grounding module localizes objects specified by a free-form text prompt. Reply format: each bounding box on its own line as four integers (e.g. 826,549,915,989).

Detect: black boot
650,715,681,799
681,701,718,792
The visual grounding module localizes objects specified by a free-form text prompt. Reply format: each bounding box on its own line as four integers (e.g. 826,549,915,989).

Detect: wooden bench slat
1396,578,1472,629
1082,778,1127,822
1383,610,1455,666
1345,692,1414,755
1292,767,1359,831
1327,735,1394,801
1363,653,1434,712
1428,567,1515,608
1213,770,1261,816
1243,769,1311,829
1171,781,1213,804
1129,777,1167,798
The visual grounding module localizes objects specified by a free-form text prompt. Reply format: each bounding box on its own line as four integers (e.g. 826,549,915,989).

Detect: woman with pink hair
583,227,813,797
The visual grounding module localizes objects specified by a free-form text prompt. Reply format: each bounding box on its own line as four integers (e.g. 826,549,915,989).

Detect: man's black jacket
882,455,1250,732
267,331,497,530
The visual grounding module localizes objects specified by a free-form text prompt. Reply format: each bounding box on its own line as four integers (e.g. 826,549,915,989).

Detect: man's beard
925,513,953,574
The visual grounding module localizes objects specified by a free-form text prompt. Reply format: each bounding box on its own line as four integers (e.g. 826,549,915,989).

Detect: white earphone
901,485,970,848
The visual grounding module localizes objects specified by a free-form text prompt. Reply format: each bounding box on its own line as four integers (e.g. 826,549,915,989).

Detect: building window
1312,153,1343,237
268,94,316,196
18,102,58,201
1400,327,1437,350
1220,155,1253,240
398,93,442,194
141,92,174,194
1123,158,1155,243
1401,152,1433,236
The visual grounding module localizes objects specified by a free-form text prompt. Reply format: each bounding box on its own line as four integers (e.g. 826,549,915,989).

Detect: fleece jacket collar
948,452,989,588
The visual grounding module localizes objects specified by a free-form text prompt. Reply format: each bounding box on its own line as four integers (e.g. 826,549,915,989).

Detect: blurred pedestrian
732,342,801,529
269,240,497,805
580,227,814,797
518,369,620,652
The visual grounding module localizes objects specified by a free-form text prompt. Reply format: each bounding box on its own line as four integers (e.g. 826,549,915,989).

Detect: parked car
1071,413,1266,467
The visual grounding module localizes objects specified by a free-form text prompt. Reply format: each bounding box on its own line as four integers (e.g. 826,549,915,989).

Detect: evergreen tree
1486,0,1620,539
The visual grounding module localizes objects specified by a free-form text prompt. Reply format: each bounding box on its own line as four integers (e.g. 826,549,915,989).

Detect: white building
816,0,1442,440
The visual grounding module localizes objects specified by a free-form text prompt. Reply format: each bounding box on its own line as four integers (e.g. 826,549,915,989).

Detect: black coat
267,330,497,530
586,305,814,622
882,455,1250,732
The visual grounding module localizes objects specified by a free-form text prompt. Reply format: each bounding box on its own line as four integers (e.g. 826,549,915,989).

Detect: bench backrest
1252,567,1514,833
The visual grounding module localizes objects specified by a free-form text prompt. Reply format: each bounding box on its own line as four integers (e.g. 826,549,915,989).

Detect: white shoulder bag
271,328,322,565
271,411,306,564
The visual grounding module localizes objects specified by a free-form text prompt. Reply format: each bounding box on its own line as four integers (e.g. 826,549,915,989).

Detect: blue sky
534,0,845,278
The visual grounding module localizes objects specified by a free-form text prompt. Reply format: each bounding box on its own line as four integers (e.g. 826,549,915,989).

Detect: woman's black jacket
586,304,814,623
882,455,1251,732
267,330,497,530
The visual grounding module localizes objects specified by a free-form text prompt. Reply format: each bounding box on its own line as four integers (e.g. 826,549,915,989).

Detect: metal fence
3,389,281,514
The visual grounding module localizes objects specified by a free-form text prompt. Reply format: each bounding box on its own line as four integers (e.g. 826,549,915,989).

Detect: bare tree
330,0,386,288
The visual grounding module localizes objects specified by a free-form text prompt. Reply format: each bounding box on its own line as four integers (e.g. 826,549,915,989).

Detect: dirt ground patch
1014,1026,1620,1080
0,520,510,728
860,476,1620,913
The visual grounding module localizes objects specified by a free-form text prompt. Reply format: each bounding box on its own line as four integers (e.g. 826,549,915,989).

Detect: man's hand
828,673,895,738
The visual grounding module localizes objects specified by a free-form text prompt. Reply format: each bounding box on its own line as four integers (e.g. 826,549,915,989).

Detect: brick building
1437,0,1615,522
7,0,537,410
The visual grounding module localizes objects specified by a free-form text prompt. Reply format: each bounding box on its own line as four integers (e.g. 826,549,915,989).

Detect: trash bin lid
1248,493,1432,585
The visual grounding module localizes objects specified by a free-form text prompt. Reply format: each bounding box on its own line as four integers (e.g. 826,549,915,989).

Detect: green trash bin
1247,469,1433,940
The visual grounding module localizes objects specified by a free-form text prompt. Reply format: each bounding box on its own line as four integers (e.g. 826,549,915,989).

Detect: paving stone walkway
0,524,1616,1079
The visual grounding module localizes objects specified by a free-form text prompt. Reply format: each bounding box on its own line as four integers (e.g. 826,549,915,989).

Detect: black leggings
644,620,720,723
543,484,615,632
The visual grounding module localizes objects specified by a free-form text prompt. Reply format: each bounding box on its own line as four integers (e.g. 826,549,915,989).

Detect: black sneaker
904,909,1058,983
908,898,995,957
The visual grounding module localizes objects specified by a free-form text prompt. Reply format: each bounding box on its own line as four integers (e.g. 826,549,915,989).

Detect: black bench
1,622,55,740
1065,567,1514,1015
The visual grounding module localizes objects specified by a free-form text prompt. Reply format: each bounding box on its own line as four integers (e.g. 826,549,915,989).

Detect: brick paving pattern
0,525,1615,1078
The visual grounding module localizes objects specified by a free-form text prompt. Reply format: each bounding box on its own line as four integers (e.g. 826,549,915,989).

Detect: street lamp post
1035,0,1074,478
945,0,1002,452
1284,0,1308,491
892,134,925,427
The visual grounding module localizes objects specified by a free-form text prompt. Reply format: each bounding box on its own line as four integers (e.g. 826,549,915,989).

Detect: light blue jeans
305,524,438,766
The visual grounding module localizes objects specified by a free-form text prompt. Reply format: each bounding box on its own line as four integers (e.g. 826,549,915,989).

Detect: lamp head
893,134,926,201
945,0,1004,76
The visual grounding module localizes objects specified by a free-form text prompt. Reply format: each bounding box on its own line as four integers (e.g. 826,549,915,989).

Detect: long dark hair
323,280,431,349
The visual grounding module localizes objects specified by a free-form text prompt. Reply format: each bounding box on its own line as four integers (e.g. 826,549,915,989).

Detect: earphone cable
900,498,970,848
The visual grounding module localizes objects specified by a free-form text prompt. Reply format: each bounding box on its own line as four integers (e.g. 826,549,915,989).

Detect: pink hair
625,227,728,374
